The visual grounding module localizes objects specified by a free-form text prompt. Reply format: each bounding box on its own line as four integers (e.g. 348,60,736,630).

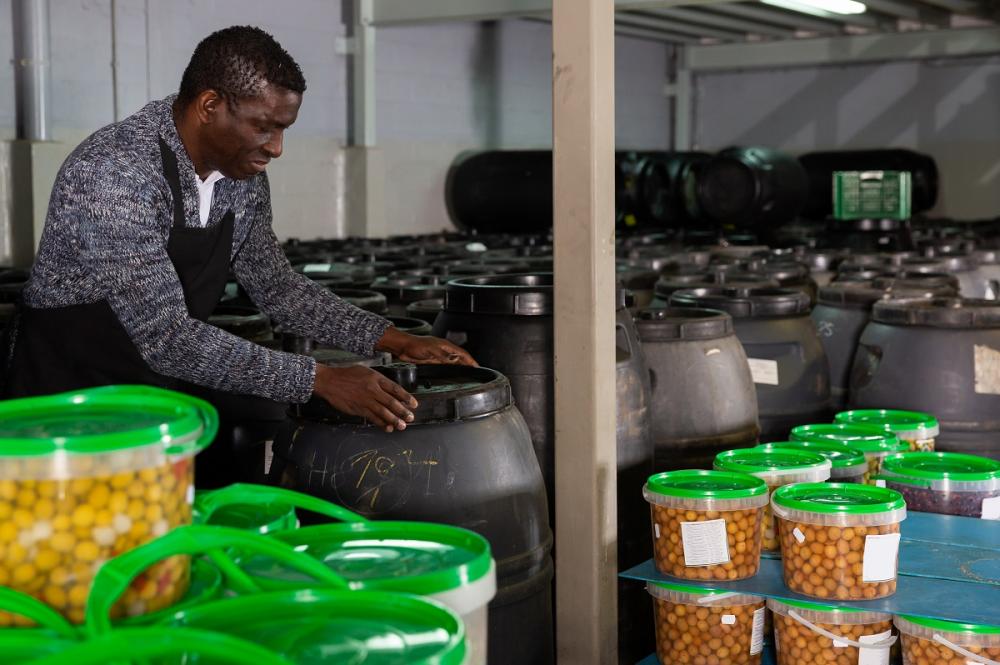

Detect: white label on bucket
875,479,886,488
654,523,661,539
982,496,1000,520
747,358,779,386
302,263,332,273
186,484,195,506
793,527,806,544
680,519,730,566
750,607,765,655
974,344,1000,395
721,614,736,625
862,533,901,582
859,630,892,665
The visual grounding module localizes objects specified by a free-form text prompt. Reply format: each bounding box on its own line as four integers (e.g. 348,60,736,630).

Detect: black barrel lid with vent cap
872,297,1000,328
872,273,960,293
670,287,810,318
444,273,553,316
301,363,515,424
817,282,889,308
635,307,734,341
370,276,448,304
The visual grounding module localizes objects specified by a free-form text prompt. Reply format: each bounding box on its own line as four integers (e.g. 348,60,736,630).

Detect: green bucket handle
194,483,367,528
85,525,348,635
86,384,220,456
0,588,78,639
25,626,294,665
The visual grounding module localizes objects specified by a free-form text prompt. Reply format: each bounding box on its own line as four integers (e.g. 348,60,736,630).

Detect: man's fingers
440,343,477,367
364,404,406,431
379,377,418,409
374,387,415,423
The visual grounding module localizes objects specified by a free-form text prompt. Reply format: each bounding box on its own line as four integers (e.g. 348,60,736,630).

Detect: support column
552,0,618,663
345,0,385,237
667,45,693,151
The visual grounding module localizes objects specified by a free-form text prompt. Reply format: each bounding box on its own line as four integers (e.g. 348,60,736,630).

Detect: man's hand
376,327,477,367
313,364,418,433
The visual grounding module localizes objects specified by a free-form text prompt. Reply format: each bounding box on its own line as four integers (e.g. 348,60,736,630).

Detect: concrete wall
0,0,672,252
693,56,1000,220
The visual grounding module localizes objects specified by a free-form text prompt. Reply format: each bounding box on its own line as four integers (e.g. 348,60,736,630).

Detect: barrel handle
932,634,1000,665
616,322,633,358
787,610,896,650
0,587,78,638
195,483,367,527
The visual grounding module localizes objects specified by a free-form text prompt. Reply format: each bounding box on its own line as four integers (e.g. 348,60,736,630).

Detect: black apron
5,138,283,487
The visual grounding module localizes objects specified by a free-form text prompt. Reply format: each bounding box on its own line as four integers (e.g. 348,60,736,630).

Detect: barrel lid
208,305,268,325
742,260,810,282
834,409,940,439
0,385,216,457
871,273,960,294
407,298,444,314
370,277,448,304
772,482,905,515
900,257,949,273
243,521,492,595
635,307,733,340
882,452,1000,482
444,273,552,315
648,581,735,597
670,287,810,318
170,589,468,665
386,316,433,335
645,469,767,500
771,598,867,615
303,364,513,424
714,447,831,474
193,490,297,534
760,441,865,470
816,282,888,307
871,297,1000,328
803,251,846,273
791,424,905,454
897,615,1000,635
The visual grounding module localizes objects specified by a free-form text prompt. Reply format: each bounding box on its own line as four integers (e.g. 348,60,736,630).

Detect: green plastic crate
833,170,912,221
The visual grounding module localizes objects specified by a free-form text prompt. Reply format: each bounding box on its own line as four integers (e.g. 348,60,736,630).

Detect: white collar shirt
195,170,225,226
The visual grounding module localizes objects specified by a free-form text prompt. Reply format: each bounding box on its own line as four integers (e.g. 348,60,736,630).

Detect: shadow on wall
695,55,1000,220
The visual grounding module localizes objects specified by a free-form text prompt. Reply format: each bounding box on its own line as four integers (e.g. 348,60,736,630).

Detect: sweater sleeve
75,165,318,404
231,173,392,355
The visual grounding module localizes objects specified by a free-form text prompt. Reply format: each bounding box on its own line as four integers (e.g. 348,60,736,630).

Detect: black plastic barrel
650,270,777,307
267,364,554,664
685,147,809,228
850,298,1000,460
445,150,552,234
670,287,831,442
385,315,432,336
799,149,939,220
370,276,448,317
406,298,445,325
329,288,389,315
208,305,273,343
812,280,956,411
636,308,759,470
618,151,711,228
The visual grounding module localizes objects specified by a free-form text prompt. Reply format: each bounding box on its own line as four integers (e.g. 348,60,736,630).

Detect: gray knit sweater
23,96,391,403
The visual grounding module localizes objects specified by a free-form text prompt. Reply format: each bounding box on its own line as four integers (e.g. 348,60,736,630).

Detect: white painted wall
0,0,672,244
693,56,1000,220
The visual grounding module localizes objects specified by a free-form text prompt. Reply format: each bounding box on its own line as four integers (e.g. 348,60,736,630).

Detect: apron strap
158,137,187,231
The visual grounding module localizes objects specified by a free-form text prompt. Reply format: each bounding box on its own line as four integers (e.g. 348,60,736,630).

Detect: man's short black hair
178,26,306,107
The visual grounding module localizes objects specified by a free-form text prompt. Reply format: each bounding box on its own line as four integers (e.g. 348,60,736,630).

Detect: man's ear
193,89,224,125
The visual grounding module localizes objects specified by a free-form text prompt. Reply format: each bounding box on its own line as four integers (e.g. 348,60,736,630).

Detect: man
5,26,474,436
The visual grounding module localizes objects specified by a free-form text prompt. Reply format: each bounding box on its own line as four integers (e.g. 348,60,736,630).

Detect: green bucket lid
241,521,492,596
834,410,940,438
759,441,866,470
0,385,217,457
714,447,831,474
897,615,1000,636
771,597,867,615
882,452,1000,482
645,469,768,500
772,482,905,514
169,589,468,665
649,581,734,597
790,424,906,454
194,490,298,535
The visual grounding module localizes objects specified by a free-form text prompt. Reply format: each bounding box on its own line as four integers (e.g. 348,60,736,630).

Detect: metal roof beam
613,22,701,42
863,0,949,23
619,11,747,39
687,25,1000,70
643,6,797,37
753,2,888,30
915,0,980,13
706,3,842,33
369,0,739,25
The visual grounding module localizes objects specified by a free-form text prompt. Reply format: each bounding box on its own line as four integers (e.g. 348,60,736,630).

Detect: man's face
205,83,302,179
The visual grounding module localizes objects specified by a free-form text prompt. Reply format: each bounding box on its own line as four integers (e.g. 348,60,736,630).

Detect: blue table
627,512,1000,665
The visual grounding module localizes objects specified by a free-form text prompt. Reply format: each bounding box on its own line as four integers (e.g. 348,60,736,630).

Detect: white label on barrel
862,533,901,582
973,344,1000,394
680,519,730,566
747,358,779,386
750,607,765,655
859,630,892,665
793,527,806,543
721,614,736,625
982,496,1000,520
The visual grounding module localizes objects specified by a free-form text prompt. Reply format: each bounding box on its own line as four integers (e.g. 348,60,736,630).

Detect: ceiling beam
613,22,702,42
863,0,949,23
687,25,1000,70
619,10,747,39
369,0,740,25
915,0,980,13
706,3,842,33
643,6,797,37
